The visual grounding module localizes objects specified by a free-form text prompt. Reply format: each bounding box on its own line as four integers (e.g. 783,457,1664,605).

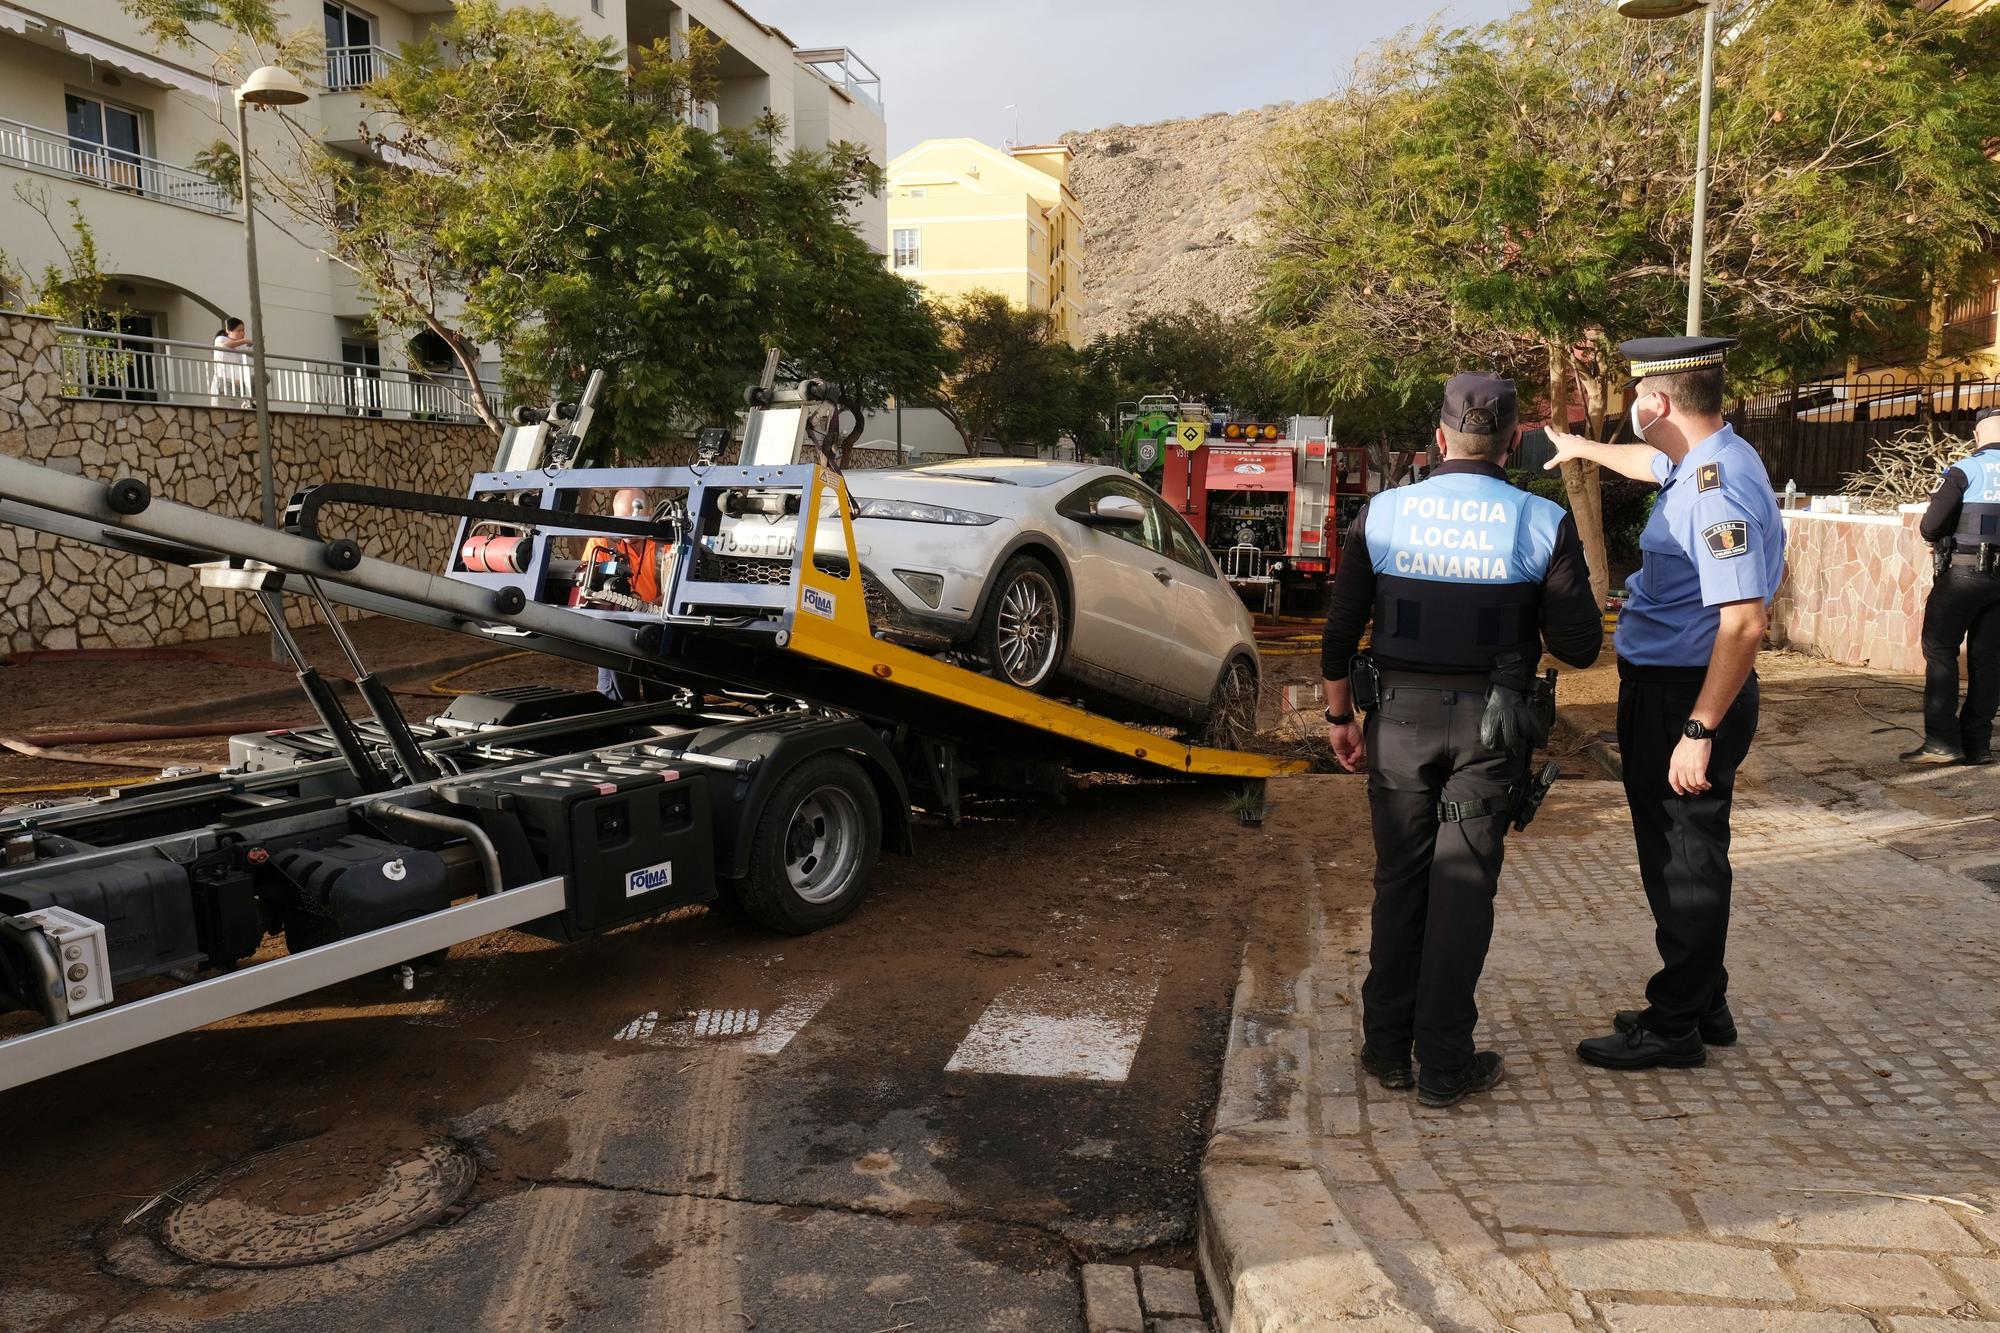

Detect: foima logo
625,860,674,898
802,587,837,619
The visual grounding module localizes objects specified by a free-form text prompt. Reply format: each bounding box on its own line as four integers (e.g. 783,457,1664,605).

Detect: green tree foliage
932,291,1097,456
1262,0,2000,600
1083,305,1289,417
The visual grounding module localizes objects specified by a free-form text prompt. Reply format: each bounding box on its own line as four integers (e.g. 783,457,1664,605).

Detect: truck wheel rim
996,571,1059,686
785,785,863,904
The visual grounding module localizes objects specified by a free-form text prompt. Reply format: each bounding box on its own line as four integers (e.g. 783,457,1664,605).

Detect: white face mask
1630,395,1661,443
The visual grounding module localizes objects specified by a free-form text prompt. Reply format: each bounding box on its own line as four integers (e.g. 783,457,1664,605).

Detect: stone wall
1769,507,1931,674
0,311,494,651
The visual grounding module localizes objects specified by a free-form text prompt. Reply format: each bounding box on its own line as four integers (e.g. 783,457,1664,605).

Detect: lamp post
1617,0,1718,336
232,66,309,536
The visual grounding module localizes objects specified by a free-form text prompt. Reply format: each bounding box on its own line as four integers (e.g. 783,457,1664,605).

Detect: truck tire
974,554,1065,691
732,753,882,935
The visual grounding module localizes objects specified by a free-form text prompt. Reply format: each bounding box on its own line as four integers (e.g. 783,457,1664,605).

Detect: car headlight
855,498,999,526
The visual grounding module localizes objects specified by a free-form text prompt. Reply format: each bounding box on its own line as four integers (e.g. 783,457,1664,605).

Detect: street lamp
233,66,308,539
1617,0,1718,336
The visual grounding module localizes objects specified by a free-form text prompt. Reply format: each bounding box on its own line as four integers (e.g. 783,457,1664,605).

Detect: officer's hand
1480,683,1535,754
1669,736,1713,796
1328,721,1366,773
1543,430,1592,471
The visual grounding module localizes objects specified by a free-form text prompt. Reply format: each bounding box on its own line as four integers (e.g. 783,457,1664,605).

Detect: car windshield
908,460,1084,489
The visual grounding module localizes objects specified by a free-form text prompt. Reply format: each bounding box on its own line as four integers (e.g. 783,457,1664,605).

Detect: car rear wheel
976,555,1065,691
1198,657,1261,751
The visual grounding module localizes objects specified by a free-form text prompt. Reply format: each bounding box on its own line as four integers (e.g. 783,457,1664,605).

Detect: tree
931,291,1090,456
126,0,946,458
1262,0,2000,603
1083,305,1289,417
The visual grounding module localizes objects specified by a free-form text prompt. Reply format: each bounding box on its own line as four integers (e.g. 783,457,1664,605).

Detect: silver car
824,459,1262,745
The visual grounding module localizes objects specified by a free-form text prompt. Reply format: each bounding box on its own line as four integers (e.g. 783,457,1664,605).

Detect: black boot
1615,1002,1736,1047
1360,1046,1414,1090
1578,1024,1705,1069
1417,1051,1504,1107
1902,741,1965,765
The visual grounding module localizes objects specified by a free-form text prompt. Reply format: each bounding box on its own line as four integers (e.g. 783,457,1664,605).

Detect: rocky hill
1061,103,1319,342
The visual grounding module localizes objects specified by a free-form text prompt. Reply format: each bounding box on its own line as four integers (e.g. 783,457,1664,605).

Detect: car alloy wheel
1200,658,1260,751
994,567,1061,688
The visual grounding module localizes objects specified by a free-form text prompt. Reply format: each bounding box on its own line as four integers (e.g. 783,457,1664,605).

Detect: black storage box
275,836,452,950
0,854,200,984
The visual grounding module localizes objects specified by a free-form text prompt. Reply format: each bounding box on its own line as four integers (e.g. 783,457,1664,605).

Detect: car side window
1158,503,1214,576
1059,477,1171,557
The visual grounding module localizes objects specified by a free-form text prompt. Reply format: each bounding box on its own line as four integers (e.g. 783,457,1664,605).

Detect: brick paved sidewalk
1309,663,2000,1331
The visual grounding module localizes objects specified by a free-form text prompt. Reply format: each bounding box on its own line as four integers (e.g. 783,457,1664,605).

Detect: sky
749,0,1523,158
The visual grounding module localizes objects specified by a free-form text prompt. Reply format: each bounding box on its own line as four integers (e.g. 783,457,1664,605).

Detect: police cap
1976,406,2000,426
1620,335,1737,387
1441,372,1517,436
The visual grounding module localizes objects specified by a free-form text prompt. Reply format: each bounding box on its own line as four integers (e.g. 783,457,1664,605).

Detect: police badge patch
1697,463,1723,493
1703,519,1749,559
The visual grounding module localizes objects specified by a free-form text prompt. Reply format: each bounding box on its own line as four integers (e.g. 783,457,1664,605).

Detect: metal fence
324,44,397,93
55,327,499,426
0,116,235,217
1732,373,2000,492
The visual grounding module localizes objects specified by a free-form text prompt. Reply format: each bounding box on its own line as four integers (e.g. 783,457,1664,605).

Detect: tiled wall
1769,508,1930,675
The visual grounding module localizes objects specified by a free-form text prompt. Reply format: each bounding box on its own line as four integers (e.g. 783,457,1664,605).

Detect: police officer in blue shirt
1905,407,2000,766
1322,373,1603,1107
1544,335,1785,1071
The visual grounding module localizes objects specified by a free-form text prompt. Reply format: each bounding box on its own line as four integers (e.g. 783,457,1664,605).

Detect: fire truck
1156,414,1380,615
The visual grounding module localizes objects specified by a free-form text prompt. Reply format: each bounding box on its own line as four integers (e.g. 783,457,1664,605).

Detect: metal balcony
54,327,501,427
324,44,398,94
793,48,883,116
0,116,235,217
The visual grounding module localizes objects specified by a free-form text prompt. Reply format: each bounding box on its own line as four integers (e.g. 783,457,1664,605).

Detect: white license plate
706,526,796,559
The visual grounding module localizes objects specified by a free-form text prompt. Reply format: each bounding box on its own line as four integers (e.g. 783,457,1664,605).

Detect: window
65,93,144,192
1161,505,1216,576
1057,477,1170,557
892,228,921,272
323,2,378,90
591,0,603,11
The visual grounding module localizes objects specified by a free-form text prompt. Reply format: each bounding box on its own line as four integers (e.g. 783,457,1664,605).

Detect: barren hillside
1061,103,1320,342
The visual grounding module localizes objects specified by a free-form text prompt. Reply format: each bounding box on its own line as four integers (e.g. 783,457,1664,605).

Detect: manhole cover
160,1130,475,1268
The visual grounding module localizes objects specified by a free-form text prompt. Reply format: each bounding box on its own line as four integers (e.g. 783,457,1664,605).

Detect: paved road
0,779,1320,1332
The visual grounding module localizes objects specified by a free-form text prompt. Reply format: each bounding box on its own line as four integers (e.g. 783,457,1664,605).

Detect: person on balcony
211,318,251,405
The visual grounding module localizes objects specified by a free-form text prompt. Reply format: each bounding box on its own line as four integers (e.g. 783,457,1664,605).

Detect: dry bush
1840,425,1965,512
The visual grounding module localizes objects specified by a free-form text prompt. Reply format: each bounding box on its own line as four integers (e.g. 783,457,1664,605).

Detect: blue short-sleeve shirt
1614,425,1786,667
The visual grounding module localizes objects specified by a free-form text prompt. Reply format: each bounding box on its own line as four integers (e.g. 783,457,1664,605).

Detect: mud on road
0,639,1373,1333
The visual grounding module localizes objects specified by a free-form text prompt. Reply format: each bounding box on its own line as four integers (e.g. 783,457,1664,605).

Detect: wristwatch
1325,708,1356,726
1682,719,1718,740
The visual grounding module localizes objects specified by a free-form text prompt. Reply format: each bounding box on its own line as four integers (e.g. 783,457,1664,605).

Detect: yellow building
886,138,1085,348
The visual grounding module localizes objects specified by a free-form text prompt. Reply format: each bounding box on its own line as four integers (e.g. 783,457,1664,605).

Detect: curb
1196,884,1429,1332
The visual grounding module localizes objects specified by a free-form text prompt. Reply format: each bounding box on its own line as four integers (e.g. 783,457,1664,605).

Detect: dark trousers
1361,676,1519,1077
1617,662,1759,1036
1921,569,2000,755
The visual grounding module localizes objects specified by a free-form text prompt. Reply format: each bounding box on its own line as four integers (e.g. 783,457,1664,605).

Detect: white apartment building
0,0,884,413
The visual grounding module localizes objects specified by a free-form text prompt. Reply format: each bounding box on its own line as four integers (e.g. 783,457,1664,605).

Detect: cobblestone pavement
1310,657,2000,1331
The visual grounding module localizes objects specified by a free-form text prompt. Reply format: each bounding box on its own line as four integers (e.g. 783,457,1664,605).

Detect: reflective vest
1364,470,1566,672
1948,449,2000,547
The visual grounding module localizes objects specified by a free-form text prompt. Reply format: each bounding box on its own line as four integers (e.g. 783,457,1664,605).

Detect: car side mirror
1082,495,1146,528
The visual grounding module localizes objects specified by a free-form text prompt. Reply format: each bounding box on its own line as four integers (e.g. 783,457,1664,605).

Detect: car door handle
1152,567,1174,585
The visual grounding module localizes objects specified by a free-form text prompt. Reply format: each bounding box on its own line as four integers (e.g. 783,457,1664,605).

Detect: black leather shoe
1902,742,1965,765
1578,1024,1705,1069
1615,1004,1736,1047
1417,1051,1504,1107
1360,1046,1414,1090
1962,749,1995,767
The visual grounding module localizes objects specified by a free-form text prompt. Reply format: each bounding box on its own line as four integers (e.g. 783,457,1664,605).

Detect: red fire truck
1157,416,1382,614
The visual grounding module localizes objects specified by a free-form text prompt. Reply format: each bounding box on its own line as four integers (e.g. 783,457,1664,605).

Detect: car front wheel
975,555,1065,691
1197,656,1261,751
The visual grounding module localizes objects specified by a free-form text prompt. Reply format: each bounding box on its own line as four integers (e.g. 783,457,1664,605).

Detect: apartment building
0,0,884,413
886,138,1086,349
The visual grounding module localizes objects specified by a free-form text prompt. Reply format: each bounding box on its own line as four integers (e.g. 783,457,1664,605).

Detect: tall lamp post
1617,0,1719,336
232,66,309,537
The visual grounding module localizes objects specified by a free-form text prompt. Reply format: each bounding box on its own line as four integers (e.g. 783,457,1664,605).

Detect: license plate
706,526,796,559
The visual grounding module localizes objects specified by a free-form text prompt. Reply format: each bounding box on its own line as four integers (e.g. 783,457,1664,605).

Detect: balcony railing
0,116,234,217
55,328,500,427
794,48,883,117
325,44,398,93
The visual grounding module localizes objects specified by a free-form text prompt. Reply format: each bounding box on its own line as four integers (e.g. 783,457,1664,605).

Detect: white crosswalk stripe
612,981,837,1054
944,952,1171,1084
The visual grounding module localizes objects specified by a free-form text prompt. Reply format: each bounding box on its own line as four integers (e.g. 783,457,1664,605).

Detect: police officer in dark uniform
1323,373,1602,1107
1544,335,1785,1071
1905,407,2000,766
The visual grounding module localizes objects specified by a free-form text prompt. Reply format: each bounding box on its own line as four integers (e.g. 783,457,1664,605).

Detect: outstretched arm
1544,430,1663,484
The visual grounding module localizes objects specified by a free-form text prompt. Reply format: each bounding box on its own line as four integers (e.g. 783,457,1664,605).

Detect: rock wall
0,311,495,651
1062,104,1317,341
1769,509,1931,675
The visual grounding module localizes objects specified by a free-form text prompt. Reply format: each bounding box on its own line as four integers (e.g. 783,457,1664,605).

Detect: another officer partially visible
1322,373,1602,1108
1544,335,1784,1071
1905,407,2000,766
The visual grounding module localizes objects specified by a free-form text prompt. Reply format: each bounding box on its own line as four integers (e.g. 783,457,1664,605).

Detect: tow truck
0,374,1300,1092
